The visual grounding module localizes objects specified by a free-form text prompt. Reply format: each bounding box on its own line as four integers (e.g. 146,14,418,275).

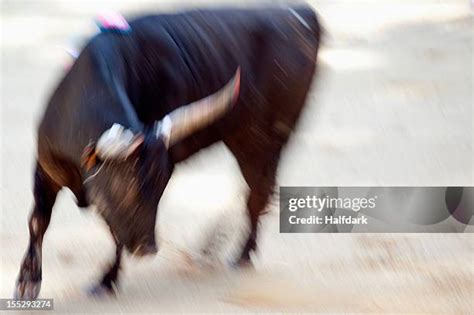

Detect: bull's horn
155,67,240,147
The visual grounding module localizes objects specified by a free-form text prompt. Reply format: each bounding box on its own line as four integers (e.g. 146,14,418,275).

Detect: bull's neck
40,41,145,163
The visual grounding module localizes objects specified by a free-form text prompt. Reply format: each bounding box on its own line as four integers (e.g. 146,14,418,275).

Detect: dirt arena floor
1,0,473,313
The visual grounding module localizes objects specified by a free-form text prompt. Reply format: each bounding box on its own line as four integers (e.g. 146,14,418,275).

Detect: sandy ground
1,0,473,313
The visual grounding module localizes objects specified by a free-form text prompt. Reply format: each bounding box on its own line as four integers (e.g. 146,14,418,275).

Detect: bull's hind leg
233,151,279,267
15,163,60,299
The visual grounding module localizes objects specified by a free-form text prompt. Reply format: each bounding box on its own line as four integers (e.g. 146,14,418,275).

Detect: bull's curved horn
156,67,240,147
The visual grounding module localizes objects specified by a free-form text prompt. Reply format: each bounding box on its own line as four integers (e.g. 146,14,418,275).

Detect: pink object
96,12,130,31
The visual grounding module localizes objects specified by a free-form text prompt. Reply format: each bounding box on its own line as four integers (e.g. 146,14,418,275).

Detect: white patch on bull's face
96,123,136,159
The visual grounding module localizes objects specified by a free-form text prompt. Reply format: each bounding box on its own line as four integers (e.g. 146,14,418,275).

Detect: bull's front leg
15,163,60,299
89,239,123,296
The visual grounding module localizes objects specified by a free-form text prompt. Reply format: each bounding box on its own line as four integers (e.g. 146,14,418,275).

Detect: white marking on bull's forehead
96,123,135,159
288,8,311,30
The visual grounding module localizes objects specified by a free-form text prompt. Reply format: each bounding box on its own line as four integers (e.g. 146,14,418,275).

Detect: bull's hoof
87,283,116,298
14,280,41,300
229,257,254,270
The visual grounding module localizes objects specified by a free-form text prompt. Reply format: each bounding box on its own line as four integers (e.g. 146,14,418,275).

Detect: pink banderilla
96,12,131,32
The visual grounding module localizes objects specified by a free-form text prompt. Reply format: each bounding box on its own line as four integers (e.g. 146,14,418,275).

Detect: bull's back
142,6,321,162
126,6,320,162
127,6,319,111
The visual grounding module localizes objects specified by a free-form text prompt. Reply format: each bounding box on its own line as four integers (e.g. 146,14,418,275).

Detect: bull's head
82,69,240,257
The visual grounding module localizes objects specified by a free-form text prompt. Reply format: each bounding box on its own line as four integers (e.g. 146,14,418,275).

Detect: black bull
16,6,320,298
